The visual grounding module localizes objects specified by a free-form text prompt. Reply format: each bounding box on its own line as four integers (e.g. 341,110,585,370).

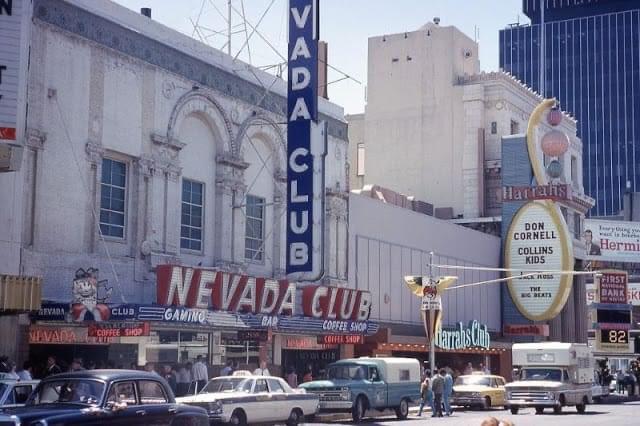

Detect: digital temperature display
599,329,629,345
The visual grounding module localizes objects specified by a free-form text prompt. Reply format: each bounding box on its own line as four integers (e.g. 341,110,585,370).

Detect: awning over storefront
0,274,42,312
33,302,379,337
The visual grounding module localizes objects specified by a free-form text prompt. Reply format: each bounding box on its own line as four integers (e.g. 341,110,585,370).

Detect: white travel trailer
506,342,593,415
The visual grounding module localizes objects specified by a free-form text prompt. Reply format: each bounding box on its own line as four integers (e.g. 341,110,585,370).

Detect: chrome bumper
452,396,484,405
319,400,353,410
507,398,558,407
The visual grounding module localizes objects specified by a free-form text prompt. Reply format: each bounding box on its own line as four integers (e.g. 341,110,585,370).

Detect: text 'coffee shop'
29,265,378,376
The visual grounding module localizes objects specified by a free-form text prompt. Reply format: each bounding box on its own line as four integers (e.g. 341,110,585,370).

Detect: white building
0,0,349,365
349,21,589,232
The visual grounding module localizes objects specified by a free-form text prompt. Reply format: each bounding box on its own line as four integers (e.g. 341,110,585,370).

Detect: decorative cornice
458,71,577,124
33,0,348,141
216,153,249,169
85,142,104,164
136,156,156,177
25,128,47,150
151,133,185,151
274,169,287,183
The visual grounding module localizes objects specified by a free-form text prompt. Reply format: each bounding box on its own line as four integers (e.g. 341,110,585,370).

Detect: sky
112,0,527,114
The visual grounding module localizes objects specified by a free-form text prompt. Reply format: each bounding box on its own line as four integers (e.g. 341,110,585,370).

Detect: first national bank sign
286,0,326,280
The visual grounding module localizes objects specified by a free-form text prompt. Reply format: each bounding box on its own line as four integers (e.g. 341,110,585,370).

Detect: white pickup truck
506,342,593,415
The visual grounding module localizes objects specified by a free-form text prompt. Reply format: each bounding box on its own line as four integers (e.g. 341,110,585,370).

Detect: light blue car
299,357,421,422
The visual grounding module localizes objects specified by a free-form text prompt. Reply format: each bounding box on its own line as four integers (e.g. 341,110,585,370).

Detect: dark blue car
0,370,208,425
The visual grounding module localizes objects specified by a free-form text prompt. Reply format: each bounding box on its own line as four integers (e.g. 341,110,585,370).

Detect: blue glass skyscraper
499,0,640,216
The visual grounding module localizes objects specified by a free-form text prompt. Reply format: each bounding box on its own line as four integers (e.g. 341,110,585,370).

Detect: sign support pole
429,251,436,376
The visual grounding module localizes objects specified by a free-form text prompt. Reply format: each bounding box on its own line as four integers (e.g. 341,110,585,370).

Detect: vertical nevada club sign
286,0,326,280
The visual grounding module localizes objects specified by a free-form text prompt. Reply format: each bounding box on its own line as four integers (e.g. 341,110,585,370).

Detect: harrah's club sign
156,265,372,321
286,0,327,280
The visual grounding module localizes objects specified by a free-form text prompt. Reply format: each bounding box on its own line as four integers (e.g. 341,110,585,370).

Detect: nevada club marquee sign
286,0,327,281
155,265,374,334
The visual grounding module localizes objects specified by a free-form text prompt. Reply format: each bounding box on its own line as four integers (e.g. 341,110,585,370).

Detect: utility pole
428,252,436,376
539,0,545,96
227,0,232,56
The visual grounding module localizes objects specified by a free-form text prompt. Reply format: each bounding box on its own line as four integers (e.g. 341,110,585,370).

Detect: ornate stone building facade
2,0,350,313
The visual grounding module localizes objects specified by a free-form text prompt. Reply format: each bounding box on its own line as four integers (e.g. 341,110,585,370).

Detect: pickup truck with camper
299,357,421,423
505,342,593,415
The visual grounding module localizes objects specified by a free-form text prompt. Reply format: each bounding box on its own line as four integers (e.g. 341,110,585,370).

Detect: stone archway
167,90,234,155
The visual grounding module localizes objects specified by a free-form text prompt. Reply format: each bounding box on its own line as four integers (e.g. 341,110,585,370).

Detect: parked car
0,379,39,408
451,373,507,410
0,370,209,425
299,357,421,422
177,375,318,425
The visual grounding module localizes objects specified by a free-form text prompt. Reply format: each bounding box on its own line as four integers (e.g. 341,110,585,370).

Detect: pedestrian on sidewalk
192,356,209,392
417,372,433,416
17,361,33,381
431,369,445,417
44,356,62,378
616,370,625,393
162,364,177,395
176,362,192,396
443,368,453,416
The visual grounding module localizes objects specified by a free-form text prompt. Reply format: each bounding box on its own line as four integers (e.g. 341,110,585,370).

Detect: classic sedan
451,374,508,410
177,375,319,425
0,370,209,425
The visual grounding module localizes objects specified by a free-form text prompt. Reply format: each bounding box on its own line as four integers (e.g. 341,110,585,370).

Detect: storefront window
220,333,261,367
145,330,210,365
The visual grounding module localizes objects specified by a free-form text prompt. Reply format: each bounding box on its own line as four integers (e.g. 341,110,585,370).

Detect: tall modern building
499,0,640,216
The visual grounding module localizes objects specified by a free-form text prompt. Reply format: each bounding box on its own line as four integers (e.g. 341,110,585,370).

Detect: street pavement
308,399,640,425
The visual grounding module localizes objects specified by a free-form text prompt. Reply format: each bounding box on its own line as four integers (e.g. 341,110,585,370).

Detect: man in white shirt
17,362,33,381
192,356,209,392
253,360,270,376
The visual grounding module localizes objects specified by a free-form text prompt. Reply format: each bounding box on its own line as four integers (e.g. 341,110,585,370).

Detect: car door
136,379,175,426
102,380,145,426
11,384,34,406
488,378,501,406
368,367,387,408
495,378,506,406
267,378,289,420
251,378,274,422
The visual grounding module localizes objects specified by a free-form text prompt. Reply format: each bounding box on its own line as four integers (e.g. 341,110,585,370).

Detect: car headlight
472,392,481,398
340,388,350,400
546,392,555,400
208,401,223,414
506,392,512,399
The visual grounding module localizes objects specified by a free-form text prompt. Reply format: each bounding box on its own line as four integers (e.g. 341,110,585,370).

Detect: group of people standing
418,368,454,417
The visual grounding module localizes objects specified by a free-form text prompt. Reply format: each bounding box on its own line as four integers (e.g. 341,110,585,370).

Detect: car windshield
327,365,367,380
454,376,491,386
521,368,562,382
27,379,105,406
200,378,250,394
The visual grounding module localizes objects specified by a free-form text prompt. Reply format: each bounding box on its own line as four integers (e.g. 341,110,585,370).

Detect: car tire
395,398,409,420
535,407,544,415
510,406,519,415
230,409,247,426
286,409,302,426
352,396,366,423
576,397,587,414
553,405,562,414
483,396,491,410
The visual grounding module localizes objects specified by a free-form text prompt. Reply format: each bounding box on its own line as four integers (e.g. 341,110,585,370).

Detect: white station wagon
177,375,319,425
